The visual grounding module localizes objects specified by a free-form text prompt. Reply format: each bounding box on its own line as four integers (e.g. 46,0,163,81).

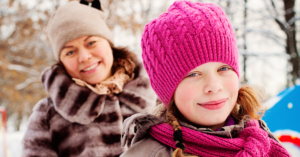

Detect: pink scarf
149,120,291,157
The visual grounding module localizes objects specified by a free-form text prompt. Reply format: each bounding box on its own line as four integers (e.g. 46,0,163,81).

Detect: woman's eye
66,51,75,56
88,41,96,46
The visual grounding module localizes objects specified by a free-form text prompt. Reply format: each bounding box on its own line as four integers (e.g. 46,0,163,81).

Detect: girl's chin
192,118,226,128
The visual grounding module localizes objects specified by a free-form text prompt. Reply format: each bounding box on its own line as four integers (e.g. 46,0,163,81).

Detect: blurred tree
0,0,59,130
243,0,248,84
199,0,299,95
268,0,299,86
102,0,171,55
0,0,171,130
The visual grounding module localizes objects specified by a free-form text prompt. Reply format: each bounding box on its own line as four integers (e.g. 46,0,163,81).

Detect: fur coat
22,63,156,157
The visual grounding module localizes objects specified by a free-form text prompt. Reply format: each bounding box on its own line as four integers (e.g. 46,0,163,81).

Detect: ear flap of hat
79,0,102,11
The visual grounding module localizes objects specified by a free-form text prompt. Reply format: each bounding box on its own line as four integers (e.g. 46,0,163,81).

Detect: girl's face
174,62,239,130
60,36,113,85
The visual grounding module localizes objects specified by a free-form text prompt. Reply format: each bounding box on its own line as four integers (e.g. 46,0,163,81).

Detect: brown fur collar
41,62,156,124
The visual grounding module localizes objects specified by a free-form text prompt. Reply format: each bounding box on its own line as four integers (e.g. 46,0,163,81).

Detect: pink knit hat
141,1,239,106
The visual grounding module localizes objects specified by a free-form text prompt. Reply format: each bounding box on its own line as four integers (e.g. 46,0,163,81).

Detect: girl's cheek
175,83,198,105
224,76,239,98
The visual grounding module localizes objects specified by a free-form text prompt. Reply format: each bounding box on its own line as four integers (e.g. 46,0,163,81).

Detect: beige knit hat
47,0,113,61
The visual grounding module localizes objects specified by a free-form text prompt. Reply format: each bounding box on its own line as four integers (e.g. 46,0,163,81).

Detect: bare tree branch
15,77,40,90
269,0,278,16
239,50,290,58
262,0,275,17
274,18,288,32
288,17,300,25
236,28,285,46
7,64,40,76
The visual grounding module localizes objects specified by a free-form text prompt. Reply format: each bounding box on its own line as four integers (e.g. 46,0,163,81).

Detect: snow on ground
0,118,27,157
0,131,25,157
282,143,300,157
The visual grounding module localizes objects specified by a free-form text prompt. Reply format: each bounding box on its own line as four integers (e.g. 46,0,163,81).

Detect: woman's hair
166,85,266,157
52,43,137,76
110,43,137,67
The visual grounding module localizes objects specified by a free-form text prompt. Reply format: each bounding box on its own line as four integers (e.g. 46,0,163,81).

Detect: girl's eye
88,41,96,46
218,67,231,71
187,73,199,77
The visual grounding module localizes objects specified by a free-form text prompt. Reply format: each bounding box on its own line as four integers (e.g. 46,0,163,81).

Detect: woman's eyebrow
62,36,93,50
84,36,93,42
62,45,73,50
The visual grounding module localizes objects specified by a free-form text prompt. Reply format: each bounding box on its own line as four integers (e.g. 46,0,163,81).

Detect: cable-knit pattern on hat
141,1,239,105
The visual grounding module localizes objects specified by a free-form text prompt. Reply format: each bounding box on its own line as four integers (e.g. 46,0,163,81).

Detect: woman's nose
78,48,92,62
203,75,223,94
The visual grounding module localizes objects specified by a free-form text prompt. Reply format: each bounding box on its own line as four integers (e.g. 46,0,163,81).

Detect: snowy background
0,0,299,156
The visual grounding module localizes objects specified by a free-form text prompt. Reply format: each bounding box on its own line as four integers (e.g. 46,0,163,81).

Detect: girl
120,1,291,157
22,0,156,156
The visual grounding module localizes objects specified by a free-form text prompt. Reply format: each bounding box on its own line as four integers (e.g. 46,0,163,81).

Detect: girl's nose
203,75,223,94
78,48,92,62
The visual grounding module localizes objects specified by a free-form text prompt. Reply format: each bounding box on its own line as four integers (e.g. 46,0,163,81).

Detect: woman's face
174,62,239,130
60,36,113,85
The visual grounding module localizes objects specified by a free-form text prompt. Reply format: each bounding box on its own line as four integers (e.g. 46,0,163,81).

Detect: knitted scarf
149,120,291,157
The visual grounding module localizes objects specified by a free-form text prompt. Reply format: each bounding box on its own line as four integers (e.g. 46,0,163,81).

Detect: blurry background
0,0,299,156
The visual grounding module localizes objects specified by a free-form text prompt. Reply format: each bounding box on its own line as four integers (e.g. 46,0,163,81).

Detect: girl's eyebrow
186,70,201,75
220,64,232,68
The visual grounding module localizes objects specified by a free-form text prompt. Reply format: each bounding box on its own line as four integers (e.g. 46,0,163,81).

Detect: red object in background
278,135,300,148
0,107,7,157
0,107,7,130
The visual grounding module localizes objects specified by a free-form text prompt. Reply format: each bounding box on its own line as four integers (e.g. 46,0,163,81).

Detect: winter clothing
215,115,235,131
22,63,156,157
120,105,291,157
141,1,239,105
150,120,289,156
47,1,113,61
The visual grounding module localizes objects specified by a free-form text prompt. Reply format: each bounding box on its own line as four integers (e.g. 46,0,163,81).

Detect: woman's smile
81,61,101,74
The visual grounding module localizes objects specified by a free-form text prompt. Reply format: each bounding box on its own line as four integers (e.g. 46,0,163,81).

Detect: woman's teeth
83,63,99,72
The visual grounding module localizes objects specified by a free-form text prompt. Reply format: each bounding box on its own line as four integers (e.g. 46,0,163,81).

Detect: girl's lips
198,98,227,110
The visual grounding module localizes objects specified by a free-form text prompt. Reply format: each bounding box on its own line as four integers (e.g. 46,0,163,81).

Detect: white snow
282,143,300,157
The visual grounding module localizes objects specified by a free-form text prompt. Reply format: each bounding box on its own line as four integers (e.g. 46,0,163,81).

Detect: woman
22,1,156,156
